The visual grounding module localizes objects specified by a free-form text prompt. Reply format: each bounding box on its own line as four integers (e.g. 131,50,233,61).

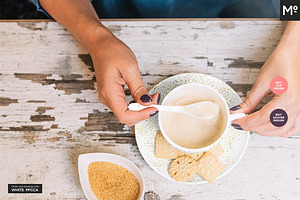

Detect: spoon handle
128,103,182,112
228,113,246,121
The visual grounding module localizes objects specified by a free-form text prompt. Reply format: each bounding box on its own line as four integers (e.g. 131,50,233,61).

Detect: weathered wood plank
1,21,300,200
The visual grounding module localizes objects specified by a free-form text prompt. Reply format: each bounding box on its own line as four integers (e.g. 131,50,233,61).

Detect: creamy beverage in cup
158,83,245,153
161,96,224,149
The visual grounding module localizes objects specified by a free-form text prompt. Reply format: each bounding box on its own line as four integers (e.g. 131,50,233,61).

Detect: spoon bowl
128,101,220,121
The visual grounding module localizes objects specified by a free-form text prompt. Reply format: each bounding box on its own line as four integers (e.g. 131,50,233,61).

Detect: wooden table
1,20,300,200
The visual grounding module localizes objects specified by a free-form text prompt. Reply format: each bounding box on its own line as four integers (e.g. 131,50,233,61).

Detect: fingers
120,61,155,106
108,91,158,126
232,98,300,137
151,93,161,105
248,120,292,137
122,107,158,126
128,79,154,106
285,115,300,137
101,78,159,126
233,111,292,137
230,79,270,114
249,121,298,138
232,99,275,130
285,124,300,138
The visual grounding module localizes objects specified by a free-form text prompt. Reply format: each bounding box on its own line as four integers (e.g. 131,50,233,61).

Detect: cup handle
228,113,246,122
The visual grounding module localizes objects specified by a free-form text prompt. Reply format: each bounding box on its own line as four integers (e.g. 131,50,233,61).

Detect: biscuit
184,152,203,161
196,152,225,183
168,155,196,182
155,131,204,160
206,143,224,158
155,130,182,159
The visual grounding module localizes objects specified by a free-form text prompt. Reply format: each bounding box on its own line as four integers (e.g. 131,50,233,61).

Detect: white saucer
135,73,249,184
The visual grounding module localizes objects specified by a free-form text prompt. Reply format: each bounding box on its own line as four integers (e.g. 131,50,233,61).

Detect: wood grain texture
1,21,300,200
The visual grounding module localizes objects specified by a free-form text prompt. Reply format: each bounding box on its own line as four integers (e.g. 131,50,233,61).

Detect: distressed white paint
0,21,300,200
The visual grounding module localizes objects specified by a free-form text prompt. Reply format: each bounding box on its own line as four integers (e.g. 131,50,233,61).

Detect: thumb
126,76,154,106
230,80,269,114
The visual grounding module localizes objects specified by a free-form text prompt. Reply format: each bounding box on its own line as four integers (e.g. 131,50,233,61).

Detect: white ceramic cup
158,83,245,153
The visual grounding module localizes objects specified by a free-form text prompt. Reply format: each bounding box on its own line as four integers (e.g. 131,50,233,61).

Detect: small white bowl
78,153,145,200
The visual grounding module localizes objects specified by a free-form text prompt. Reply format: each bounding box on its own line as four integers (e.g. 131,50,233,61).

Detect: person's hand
230,22,300,137
38,0,160,126
89,27,159,126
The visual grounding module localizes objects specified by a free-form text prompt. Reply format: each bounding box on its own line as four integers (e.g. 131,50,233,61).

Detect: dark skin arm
39,0,159,126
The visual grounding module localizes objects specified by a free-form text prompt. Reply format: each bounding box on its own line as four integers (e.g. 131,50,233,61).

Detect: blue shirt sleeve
28,0,52,18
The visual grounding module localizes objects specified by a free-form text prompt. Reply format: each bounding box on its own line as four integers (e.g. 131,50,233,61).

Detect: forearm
39,0,110,54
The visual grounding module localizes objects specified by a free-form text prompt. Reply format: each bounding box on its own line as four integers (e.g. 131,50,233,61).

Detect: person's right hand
89,27,160,126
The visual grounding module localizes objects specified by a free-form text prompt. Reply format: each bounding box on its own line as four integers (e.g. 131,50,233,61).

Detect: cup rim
158,83,230,153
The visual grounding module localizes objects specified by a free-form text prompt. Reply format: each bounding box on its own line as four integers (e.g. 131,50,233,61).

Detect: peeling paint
168,194,185,200
78,54,94,71
0,97,18,106
226,82,253,97
50,192,56,196
27,100,46,103
124,89,131,96
61,74,82,80
57,56,71,75
17,22,48,31
15,73,51,84
0,125,49,132
107,25,122,32
31,107,56,122
30,115,55,122
192,56,207,59
93,133,136,144
191,27,205,30
225,57,264,68
51,79,95,94
51,124,59,129
220,21,236,29
21,132,39,144
57,131,71,138
36,107,54,114
15,73,96,94
192,34,199,40
103,143,117,147
78,110,124,132
47,137,61,142
143,30,150,34
75,98,90,103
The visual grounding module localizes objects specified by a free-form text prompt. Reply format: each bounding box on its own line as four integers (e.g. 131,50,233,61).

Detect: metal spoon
128,101,220,120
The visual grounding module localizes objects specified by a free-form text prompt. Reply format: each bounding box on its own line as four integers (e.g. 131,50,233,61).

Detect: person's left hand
230,22,300,137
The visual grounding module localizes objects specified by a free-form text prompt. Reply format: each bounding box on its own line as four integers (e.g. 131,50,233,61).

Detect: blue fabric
29,0,280,19
93,0,280,18
28,0,51,18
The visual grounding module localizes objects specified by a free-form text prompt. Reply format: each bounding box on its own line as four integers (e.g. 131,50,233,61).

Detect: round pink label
270,76,288,95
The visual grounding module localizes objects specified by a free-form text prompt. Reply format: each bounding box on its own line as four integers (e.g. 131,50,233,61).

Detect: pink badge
270,76,288,95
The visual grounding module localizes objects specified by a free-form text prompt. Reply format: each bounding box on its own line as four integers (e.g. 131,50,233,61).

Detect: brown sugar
88,161,140,200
